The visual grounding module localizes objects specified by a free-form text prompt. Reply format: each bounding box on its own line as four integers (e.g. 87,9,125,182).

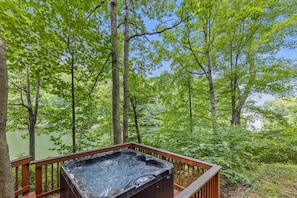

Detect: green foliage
3,1,297,192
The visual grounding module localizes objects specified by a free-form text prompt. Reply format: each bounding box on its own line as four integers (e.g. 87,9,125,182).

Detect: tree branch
9,81,27,93
87,0,105,19
128,15,190,41
179,63,204,75
186,25,208,78
87,52,111,97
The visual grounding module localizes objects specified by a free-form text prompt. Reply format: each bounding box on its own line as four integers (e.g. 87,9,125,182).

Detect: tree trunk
231,108,241,125
66,35,77,153
230,79,241,125
25,65,40,161
206,51,218,140
0,36,14,198
130,98,141,143
187,79,193,140
187,23,218,142
230,53,256,126
123,0,130,143
71,52,76,153
110,0,121,144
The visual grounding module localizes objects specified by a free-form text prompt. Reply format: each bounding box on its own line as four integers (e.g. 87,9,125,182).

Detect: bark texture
0,36,14,198
110,0,121,144
69,39,76,153
230,53,256,126
25,65,40,160
130,98,141,143
123,0,130,143
187,79,193,140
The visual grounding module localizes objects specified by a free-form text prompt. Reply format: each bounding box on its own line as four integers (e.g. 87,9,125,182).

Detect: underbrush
151,127,297,187
221,163,297,198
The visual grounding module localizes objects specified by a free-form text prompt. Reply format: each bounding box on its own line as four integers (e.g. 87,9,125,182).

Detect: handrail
11,143,221,198
131,143,221,198
131,142,215,169
175,165,221,198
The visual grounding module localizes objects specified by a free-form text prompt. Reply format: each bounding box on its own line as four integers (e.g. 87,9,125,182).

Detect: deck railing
11,143,221,198
11,156,32,198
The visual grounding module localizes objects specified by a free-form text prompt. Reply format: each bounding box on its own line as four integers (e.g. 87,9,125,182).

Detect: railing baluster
187,164,190,186
57,163,60,189
45,165,48,192
15,166,19,192
51,164,54,191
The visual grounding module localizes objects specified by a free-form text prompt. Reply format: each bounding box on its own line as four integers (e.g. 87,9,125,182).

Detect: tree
121,0,189,142
161,0,220,139
129,74,156,144
159,0,297,140
6,65,40,160
1,0,112,155
123,0,130,143
0,36,14,198
215,0,297,126
24,65,40,160
0,0,41,160
110,0,121,144
37,0,112,152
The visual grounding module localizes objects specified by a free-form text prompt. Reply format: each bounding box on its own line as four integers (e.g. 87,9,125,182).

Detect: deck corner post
215,170,220,198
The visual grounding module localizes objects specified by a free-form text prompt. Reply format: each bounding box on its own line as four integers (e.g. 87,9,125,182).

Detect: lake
7,130,68,160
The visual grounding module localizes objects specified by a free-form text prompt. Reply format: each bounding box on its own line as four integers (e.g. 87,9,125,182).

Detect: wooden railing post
214,171,220,198
22,160,30,189
35,166,42,196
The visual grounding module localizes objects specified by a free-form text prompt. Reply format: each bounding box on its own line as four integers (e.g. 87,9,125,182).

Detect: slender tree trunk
25,65,40,160
71,52,76,153
110,0,121,144
187,79,193,140
187,23,218,142
0,36,14,198
203,16,218,141
66,34,77,153
230,79,236,125
123,0,130,143
230,77,241,125
25,65,34,160
206,51,218,140
130,98,141,143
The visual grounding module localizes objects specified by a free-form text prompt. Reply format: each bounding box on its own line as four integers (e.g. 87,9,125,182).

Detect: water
7,130,70,160
63,149,172,197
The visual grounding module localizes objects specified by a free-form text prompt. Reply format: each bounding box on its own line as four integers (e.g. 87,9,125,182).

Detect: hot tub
60,148,174,198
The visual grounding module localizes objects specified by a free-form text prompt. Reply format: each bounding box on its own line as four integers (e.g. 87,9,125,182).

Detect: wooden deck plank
174,189,180,197
22,192,36,198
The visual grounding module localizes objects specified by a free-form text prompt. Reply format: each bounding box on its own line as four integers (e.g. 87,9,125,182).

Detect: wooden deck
12,143,221,198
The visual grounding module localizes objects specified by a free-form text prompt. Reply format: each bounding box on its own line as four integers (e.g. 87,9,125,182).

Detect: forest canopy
0,0,297,186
